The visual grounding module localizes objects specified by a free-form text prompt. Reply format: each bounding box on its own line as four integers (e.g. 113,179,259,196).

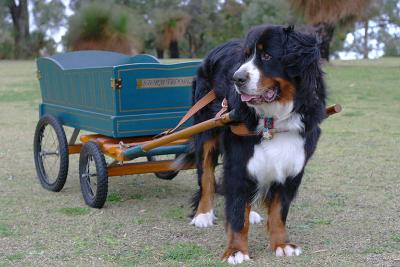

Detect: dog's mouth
240,86,279,105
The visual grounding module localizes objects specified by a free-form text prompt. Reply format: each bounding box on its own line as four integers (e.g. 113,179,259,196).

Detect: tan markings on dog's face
256,74,296,104
274,78,296,104
256,43,263,50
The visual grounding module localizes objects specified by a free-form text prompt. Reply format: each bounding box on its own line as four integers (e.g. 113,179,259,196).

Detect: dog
177,24,326,264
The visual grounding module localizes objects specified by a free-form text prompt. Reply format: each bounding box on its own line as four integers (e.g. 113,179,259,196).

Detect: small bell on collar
261,117,274,141
262,128,273,141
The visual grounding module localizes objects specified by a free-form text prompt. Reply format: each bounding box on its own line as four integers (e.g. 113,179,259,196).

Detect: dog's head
234,25,325,120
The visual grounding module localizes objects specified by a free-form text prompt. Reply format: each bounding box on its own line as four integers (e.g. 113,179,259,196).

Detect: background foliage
0,0,399,59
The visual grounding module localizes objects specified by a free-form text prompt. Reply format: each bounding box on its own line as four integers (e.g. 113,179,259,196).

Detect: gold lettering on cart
137,76,193,89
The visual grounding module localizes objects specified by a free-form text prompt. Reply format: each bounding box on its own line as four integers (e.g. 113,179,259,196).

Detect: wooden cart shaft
69,104,341,177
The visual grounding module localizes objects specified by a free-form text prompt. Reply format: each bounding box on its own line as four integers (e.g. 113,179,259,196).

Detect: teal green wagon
33,50,204,208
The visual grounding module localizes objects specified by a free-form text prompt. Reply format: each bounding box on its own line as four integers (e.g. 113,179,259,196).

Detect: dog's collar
258,117,274,140
230,117,276,138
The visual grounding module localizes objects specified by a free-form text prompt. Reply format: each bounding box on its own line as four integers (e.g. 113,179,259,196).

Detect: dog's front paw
249,211,263,224
275,244,302,257
190,210,216,228
222,251,250,265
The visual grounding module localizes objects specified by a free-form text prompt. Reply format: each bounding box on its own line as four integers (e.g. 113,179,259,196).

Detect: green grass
162,243,211,261
5,253,25,262
107,192,123,203
58,207,91,216
391,234,400,242
164,206,185,220
0,223,13,237
0,58,399,266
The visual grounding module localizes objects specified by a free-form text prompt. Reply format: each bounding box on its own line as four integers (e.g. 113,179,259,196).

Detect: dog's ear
282,30,321,79
243,24,270,57
282,29,326,127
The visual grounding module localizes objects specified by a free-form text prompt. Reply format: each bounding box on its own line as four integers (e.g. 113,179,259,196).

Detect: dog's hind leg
190,137,218,228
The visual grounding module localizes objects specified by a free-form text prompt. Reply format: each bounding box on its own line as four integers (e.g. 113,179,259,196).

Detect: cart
33,51,204,208
33,50,341,209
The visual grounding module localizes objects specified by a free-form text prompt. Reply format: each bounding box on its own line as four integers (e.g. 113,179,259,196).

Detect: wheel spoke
84,155,97,198
38,124,61,184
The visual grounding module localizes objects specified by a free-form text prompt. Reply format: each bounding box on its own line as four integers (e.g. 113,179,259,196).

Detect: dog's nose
233,70,249,87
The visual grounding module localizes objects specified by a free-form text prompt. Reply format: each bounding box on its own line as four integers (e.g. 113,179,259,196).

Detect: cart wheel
79,142,108,208
147,155,180,180
33,114,69,192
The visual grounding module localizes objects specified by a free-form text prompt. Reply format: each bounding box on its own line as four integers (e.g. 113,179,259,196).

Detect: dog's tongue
240,93,258,102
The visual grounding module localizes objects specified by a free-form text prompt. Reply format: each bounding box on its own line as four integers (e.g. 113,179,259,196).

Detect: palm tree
290,0,374,60
153,9,190,58
65,2,144,54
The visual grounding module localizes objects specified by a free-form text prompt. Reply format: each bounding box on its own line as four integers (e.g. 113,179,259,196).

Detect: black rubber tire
147,155,179,180
33,114,69,192
79,142,108,208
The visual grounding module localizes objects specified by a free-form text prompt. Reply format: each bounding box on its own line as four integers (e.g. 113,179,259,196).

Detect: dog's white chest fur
247,113,305,188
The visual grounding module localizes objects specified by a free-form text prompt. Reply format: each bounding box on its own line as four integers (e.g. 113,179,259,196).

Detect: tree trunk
156,48,164,59
169,40,180,58
187,34,196,58
314,22,335,62
8,0,30,59
363,20,369,59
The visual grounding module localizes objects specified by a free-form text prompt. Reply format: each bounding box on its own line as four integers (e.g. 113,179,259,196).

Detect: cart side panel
113,111,193,137
109,61,200,137
114,62,200,115
39,103,114,136
37,58,116,116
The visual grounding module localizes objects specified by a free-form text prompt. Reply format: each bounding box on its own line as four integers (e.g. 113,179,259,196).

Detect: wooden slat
68,144,82,154
79,134,189,161
80,134,154,144
107,160,195,177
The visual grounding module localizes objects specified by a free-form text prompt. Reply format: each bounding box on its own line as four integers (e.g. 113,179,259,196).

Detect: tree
241,0,297,30
65,1,146,54
183,0,219,58
290,0,373,61
0,5,14,59
5,0,30,59
341,0,399,58
0,0,66,59
152,9,190,58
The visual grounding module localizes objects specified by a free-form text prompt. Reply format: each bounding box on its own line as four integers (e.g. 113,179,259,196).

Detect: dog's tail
171,141,196,171
171,142,200,218
171,151,195,170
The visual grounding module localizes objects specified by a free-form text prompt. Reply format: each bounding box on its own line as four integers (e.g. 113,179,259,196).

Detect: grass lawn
0,58,399,266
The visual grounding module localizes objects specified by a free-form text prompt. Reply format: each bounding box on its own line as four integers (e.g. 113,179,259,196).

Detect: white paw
190,210,216,228
275,245,302,257
227,251,250,265
249,211,263,224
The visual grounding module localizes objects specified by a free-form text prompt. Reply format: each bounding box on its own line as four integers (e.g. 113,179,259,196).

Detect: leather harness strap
230,123,261,136
159,89,263,138
215,98,229,118
158,90,217,136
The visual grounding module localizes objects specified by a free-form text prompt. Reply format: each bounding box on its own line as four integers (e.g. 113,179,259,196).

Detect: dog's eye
261,52,272,61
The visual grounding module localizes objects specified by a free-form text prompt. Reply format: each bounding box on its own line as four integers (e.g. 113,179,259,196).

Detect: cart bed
37,51,201,138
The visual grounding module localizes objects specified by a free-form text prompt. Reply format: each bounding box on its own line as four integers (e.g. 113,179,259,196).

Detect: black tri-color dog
177,24,326,264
